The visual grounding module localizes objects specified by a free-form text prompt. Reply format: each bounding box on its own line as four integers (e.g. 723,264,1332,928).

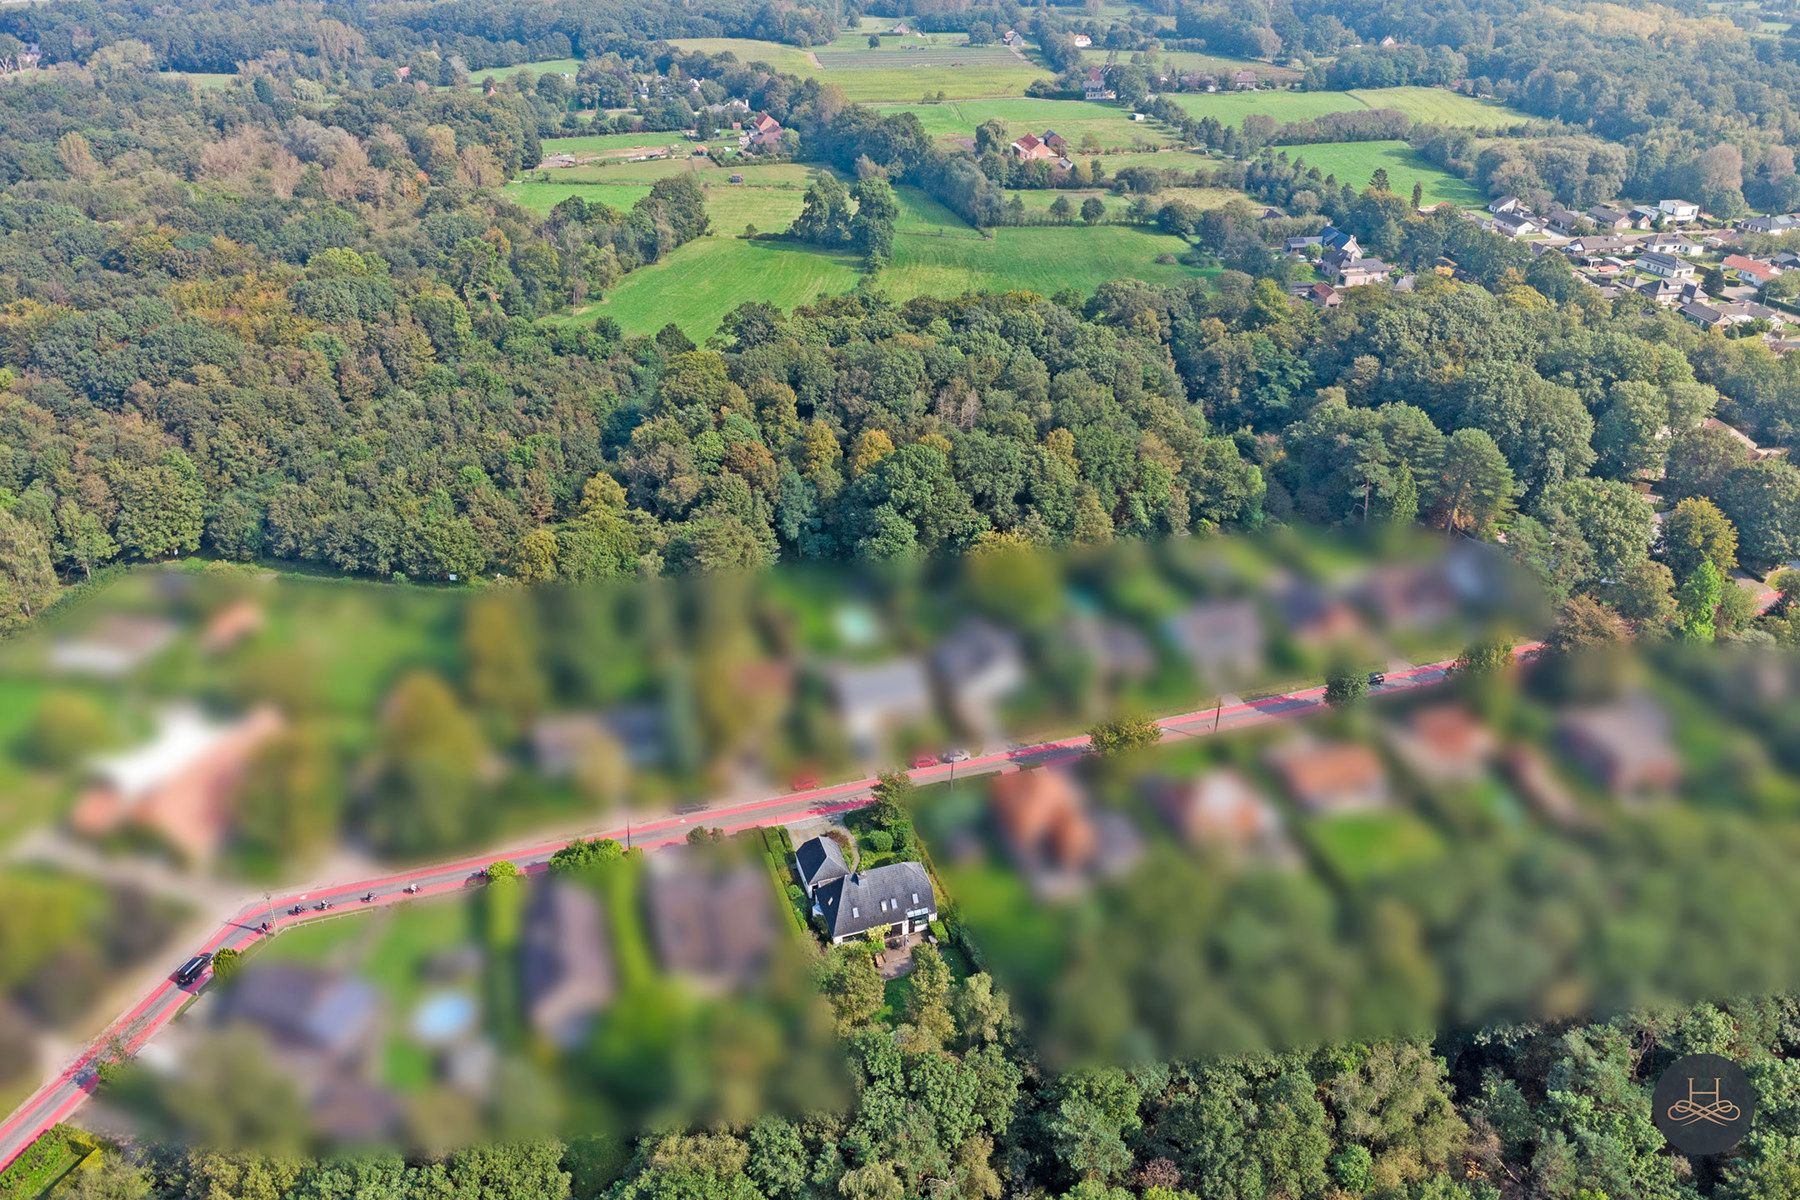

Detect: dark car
174,953,213,987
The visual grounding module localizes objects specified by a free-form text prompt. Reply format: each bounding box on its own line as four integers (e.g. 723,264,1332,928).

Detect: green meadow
576,237,865,338
871,97,1177,150
879,186,1208,301
667,36,1048,102
470,57,581,85
1170,84,1530,130
1278,139,1487,207
1148,49,1303,82
1004,184,1247,218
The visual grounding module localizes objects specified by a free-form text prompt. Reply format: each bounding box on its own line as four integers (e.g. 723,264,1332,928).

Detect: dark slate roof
815,862,935,940
794,834,850,892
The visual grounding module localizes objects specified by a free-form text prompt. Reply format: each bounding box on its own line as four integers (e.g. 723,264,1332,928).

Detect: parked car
941,748,972,763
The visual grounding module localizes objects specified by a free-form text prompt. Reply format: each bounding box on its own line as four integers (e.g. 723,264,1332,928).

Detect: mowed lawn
871,97,1177,151
668,35,1047,101
1279,140,1486,207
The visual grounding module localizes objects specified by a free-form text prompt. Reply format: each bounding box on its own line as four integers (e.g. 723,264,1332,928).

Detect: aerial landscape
2,0,1800,1196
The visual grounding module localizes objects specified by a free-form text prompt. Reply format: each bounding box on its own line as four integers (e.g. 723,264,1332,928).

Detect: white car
940,748,971,763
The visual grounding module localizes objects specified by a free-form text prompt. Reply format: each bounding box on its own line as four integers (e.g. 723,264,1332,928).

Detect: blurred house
1556,696,1680,798
531,712,616,778
199,600,263,654
1353,562,1457,629
1266,740,1390,813
793,833,851,901
47,614,177,677
989,768,1141,894
1147,769,1289,860
1270,578,1361,645
932,618,1025,733
1386,704,1498,785
825,658,934,757
646,850,776,987
1502,745,1584,829
521,879,615,1048
602,703,669,767
1062,611,1155,684
813,861,937,945
221,964,383,1072
1164,598,1264,683
70,705,283,863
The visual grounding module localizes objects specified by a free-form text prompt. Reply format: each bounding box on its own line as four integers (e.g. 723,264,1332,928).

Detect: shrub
863,830,894,856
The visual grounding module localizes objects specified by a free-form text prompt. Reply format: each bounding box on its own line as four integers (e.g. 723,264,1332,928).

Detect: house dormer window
911,893,919,904
851,906,859,919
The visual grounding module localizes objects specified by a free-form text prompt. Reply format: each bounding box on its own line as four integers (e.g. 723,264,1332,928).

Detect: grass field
504,159,817,218
1170,85,1530,130
1306,808,1447,882
1278,140,1486,207
667,35,1047,102
1147,50,1303,83
880,186,1207,301
470,58,581,85
871,97,1176,150
538,132,705,160
1005,185,1246,219
579,237,865,338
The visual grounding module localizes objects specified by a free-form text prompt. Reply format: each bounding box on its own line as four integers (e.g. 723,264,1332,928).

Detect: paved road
0,645,1530,1170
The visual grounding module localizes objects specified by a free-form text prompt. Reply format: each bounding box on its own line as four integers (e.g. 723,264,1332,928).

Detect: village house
1741,213,1799,235
1265,739,1390,814
1722,253,1782,286
1700,416,1786,460
1637,251,1695,280
1492,211,1539,238
1002,29,1025,48
1294,281,1341,309
1658,198,1701,222
1555,695,1680,798
71,705,284,864
1545,209,1584,236
794,835,937,945
1283,234,1325,256
1164,597,1265,683
520,879,615,1047
1585,204,1633,230
1231,69,1258,89
1318,225,1362,267
1628,204,1660,227
1680,298,1783,332
1070,33,1092,48
1146,769,1289,859
1487,196,1527,216
1083,67,1115,101
1335,257,1393,287
742,113,783,150
1642,231,1703,256
1009,132,1055,160
1632,277,1705,307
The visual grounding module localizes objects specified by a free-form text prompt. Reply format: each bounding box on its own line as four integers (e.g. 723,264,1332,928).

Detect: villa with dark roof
794,835,936,944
